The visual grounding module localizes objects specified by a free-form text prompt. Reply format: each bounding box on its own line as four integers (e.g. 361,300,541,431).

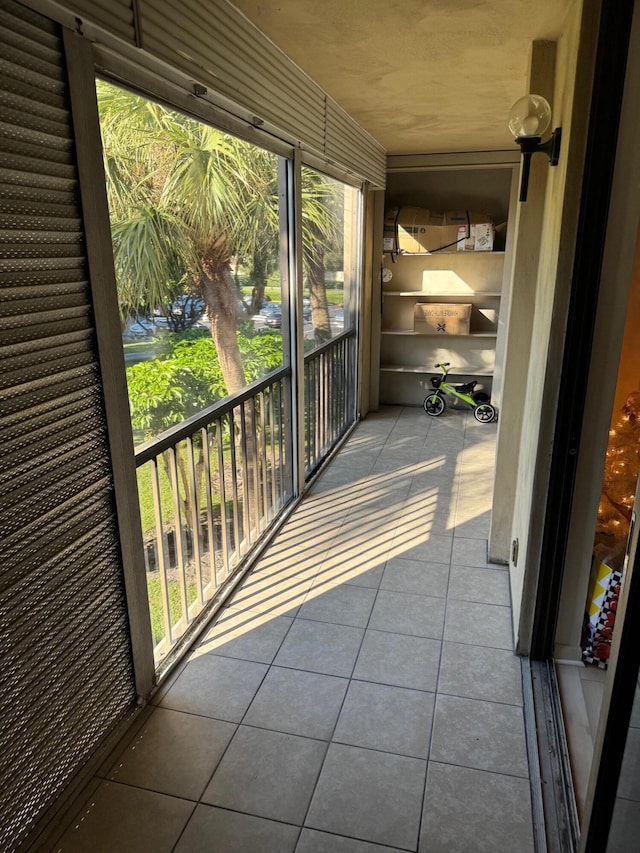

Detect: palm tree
98,80,280,396
301,165,342,345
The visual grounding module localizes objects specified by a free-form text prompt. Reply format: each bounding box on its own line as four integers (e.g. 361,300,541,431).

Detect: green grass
123,340,158,355
247,285,345,306
137,462,172,533
136,449,223,533
147,577,198,646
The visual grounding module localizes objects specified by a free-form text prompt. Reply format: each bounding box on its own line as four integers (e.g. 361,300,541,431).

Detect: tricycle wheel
423,393,445,417
473,403,496,423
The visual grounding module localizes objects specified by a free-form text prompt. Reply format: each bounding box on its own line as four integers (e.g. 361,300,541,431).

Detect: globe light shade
508,94,552,139
508,94,561,202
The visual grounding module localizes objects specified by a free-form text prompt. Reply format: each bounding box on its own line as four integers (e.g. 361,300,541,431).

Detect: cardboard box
414,303,471,334
456,222,495,252
383,207,443,253
384,207,494,254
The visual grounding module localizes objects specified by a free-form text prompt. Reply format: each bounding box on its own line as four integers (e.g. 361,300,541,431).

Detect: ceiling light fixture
508,94,562,202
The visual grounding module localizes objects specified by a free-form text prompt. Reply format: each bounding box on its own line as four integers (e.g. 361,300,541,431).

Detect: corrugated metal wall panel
20,0,386,184
65,0,136,43
142,0,327,151
0,1,136,848
326,98,386,188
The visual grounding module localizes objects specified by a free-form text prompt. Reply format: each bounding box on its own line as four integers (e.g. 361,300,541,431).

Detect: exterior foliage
127,331,283,437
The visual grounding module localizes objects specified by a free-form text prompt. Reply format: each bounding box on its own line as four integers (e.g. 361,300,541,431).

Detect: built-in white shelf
380,364,494,377
394,251,506,257
379,162,512,406
383,291,501,298
381,330,497,337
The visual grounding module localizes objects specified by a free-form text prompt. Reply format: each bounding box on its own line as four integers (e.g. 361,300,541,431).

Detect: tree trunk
250,248,268,313
199,267,247,396
199,251,261,532
308,251,332,345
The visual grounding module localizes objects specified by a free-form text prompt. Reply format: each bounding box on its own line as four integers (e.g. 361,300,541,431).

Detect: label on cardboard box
455,223,495,252
414,303,471,334
474,223,494,251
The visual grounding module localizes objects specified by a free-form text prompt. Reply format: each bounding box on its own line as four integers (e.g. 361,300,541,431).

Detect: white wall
489,41,555,565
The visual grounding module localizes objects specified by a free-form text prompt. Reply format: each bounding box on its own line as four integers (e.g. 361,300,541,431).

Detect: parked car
333,310,345,331
169,295,205,316
123,317,157,339
259,301,281,317
264,310,282,329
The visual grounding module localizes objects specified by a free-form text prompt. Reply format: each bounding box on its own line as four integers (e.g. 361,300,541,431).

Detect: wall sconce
508,94,562,202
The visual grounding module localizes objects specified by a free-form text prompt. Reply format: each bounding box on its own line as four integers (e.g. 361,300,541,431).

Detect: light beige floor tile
273,618,364,677
225,570,314,618
381,556,449,597
346,492,410,518
334,679,434,758
202,725,326,824
368,590,445,639
581,676,605,737
106,707,235,800
390,531,454,565
174,805,298,853
315,541,393,588
409,473,457,496
419,762,534,853
296,829,405,852
444,599,514,650
309,468,367,492
342,563,386,588
438,642,523,705
299,582,377,628
430,694,529,777
382,433,426,450
398,505,456,537
353,630,441,692
305,743,426,850
159,654,267,722
450,537,492,568
54,781,194,853
454,476,494,498
579,664,608,682
413,449,458,467
243,666,348,739
197,607,293,663
447,565,510,605
336,504,404,533
453,511,491,539
618,726,640,801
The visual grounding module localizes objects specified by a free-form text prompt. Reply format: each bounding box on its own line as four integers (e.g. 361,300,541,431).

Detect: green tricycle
423,362,497,423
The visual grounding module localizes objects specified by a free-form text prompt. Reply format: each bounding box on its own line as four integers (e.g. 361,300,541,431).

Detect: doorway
543,2,640,846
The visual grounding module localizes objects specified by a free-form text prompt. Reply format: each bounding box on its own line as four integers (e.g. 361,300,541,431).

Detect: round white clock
382,268,393,282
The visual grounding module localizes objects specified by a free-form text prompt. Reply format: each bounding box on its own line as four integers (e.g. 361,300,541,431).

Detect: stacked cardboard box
414,303,472,335
384,207,494,254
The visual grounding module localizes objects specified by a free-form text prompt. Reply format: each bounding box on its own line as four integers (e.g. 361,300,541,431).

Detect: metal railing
135,368,292,666
304,329,357,478
134,331,358,669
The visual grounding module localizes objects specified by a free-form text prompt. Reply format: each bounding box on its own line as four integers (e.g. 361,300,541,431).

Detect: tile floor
53,406,535,853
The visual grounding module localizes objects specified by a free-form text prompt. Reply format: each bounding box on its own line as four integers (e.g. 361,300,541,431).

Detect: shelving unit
378,156,516,406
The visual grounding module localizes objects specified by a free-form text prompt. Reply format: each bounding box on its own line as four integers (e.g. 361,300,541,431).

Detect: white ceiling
231,0,574,155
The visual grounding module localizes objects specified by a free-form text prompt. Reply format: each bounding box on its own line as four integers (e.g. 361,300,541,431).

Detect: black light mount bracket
515,127,562,202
